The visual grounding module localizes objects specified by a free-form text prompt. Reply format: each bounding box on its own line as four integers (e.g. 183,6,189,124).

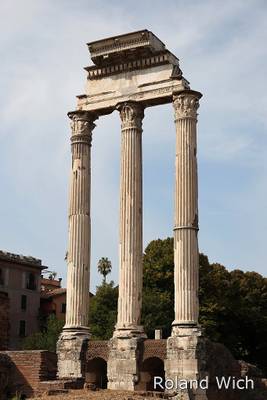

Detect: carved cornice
68,111,97,146
117,102,144,131
87,29,166,66
85,51,181,80
173,91,202,120
89,34,151,59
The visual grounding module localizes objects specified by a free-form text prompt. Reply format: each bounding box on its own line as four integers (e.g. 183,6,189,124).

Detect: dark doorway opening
86,357,107,389
141,357,165,391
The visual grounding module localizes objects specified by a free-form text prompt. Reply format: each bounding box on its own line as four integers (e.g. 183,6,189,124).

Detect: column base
113,325,147,339
107,329,146,390
165,325,208,400
57,328,90,380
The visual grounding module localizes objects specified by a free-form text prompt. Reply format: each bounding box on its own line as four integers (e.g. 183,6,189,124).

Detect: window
26,272,36,290
19,320,26,337
61,303,66,313
0,268,4,285
21,295,27,311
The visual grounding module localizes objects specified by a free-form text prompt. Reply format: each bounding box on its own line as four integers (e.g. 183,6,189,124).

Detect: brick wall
0,292,9,350
0,350,57,397
87,340,109,361
86,339,167,363
142,339,166,361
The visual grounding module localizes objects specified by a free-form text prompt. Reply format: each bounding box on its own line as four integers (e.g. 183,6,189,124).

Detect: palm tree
97,257,112,284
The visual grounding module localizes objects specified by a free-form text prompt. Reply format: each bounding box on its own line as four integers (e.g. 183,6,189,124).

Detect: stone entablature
74,30,189,115
85,51,181,79
77,76,189,115
87,30,166,65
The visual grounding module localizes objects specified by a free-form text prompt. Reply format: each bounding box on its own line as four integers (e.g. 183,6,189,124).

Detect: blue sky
0,0,266,291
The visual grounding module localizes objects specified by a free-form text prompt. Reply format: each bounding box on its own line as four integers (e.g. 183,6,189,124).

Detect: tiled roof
41,288,94,299
0,250,47,269
41,288,66,299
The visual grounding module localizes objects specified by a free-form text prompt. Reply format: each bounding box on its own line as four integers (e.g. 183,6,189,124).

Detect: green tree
97,257,112,284
89,281,118,339
142,289,173,338
48,271,57,280
142,237,174,337
143,237,174,293
22,314,64,352
143,237,267,374
88,237,267,374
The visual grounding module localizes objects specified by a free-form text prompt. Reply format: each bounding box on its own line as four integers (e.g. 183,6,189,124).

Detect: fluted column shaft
173,90,202,327
116,102,144,333
64,110,96,332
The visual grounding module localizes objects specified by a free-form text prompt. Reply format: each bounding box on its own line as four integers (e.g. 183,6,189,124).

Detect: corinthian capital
68,111,97,145
173,90,202,120
117,102,144,130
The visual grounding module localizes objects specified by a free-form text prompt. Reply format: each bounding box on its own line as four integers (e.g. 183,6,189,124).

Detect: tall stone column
165,90,207,400
57,110,97,381
108,101,146,391
116,101,144,334
172,90,201,329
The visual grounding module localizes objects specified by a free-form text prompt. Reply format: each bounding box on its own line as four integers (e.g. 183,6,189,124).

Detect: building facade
0,250,47,349
0,291,9,350
40,277,93,324
40,277,67,322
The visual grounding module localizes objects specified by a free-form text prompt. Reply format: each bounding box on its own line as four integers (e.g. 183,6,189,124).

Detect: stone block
107,336,145,391
57,332,89,380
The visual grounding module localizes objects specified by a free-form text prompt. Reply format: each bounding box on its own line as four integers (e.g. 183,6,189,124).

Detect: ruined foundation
107,335,146,391
57,332,89,380
165,327,208,399
50,30,266,399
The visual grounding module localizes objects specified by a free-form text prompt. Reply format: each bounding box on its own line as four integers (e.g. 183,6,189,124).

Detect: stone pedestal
107,102,146,390
57,333,88,381
57,111,96,380
107,334,145,390
165,327,208,399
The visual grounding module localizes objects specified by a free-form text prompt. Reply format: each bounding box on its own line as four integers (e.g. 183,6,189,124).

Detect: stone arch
140,356,165,391
86,357,107,389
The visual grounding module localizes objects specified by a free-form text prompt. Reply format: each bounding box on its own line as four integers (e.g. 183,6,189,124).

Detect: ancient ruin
56,29,205,397
1,29,267,400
